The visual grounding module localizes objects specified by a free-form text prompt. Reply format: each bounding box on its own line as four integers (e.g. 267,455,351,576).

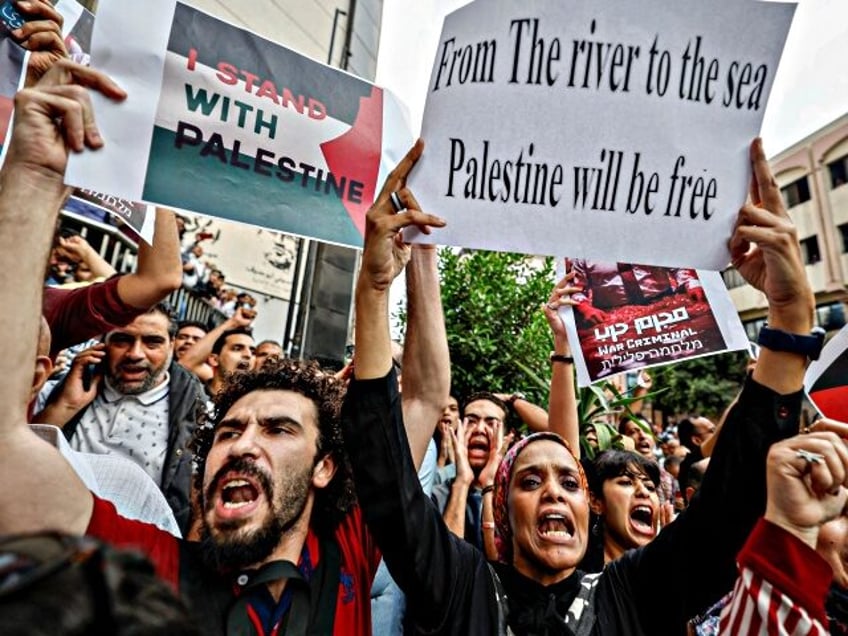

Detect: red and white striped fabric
719,518,832,635
720,565,828,634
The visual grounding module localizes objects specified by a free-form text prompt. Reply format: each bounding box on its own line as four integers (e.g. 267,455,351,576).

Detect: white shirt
71,373,170,487
32,425,181,537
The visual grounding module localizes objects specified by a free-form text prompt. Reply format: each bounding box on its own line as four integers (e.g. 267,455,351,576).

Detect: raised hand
764,428,848,549
7,59,125,179
543,271,580,340
729,138,813,328
360,140,445,292
452,418,473,486
14,0,69,86
437,421,456,468
477,419,505,488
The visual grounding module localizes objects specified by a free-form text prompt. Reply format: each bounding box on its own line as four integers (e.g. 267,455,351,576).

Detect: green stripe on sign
142,126,364,248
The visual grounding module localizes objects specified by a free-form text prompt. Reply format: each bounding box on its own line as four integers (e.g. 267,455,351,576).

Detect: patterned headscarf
492,432,586,563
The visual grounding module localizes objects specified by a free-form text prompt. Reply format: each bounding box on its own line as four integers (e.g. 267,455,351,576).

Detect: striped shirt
720,519,831,635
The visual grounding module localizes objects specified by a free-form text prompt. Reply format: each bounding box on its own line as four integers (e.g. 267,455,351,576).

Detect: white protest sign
556,259,750,386
65,0,413,249
408,0,796,270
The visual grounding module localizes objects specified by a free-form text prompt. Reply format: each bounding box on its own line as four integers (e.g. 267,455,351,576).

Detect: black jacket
62,362,203,534
342,371,801,635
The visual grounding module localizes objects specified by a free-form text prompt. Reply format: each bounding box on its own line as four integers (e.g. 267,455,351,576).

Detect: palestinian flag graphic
808,344,848,423
143,3,392,248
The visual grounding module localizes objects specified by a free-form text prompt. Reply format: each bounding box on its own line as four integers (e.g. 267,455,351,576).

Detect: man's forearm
80,242,116,279
513,398,550,433
179,313,242,372
547,335,579,451
753,295,814,395
32,400,82,428
353,281,393,379
0,166,66,422
117,207,182,309
443,481,470,539
402,245,450,468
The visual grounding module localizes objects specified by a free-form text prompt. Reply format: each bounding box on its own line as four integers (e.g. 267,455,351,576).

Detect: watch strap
757,325,825,361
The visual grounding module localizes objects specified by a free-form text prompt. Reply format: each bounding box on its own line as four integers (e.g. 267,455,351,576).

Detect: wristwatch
757,325,826,361
507,392,526,405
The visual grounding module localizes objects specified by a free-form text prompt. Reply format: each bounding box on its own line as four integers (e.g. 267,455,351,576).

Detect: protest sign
0,0,91,157
180,213,297,299
407,0,795,270
36,1,158,244
65,0,413,249
558,259,749,386
65,189,155,243
805,326,848,422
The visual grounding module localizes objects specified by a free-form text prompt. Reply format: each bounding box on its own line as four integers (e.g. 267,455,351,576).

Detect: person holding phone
34,303,205,535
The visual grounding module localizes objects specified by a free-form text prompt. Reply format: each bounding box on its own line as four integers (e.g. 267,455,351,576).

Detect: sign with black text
408,0,795,269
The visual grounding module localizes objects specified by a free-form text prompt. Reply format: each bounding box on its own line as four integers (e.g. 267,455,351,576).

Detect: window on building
829,155,848,189
816,302,846,331
721,267,746,289
840,223,848,253
780,176,811,208
744,317,767,342
799,236,821,265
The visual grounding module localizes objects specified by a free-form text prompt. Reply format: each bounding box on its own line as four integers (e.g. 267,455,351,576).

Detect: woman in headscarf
344,138,815,635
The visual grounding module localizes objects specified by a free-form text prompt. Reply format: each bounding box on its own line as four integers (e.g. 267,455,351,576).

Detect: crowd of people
0,3,845,635
175,222,259,320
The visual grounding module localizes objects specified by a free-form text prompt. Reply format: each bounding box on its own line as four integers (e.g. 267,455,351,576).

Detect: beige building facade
723,113,848,340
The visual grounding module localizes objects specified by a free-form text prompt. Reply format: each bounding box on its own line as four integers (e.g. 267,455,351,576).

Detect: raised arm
610,138,817,634
542,273,580,451
57,234,116,279
733,138,815,393
343,144,491,632
116,207,182,309
401,244,450,469
719,424,847,634
178,307,253,374
495,392,550,433
0,60,126,535
627,371,652,417
353,140,444,379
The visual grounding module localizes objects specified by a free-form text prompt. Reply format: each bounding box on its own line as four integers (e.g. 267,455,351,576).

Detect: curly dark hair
190,359,355,537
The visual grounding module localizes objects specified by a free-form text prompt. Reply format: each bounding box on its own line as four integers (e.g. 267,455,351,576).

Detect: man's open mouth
221,478,260,510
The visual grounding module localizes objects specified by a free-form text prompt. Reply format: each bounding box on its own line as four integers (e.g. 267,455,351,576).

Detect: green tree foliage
648,351,749,420
438,249,555,407
413,247,745,441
